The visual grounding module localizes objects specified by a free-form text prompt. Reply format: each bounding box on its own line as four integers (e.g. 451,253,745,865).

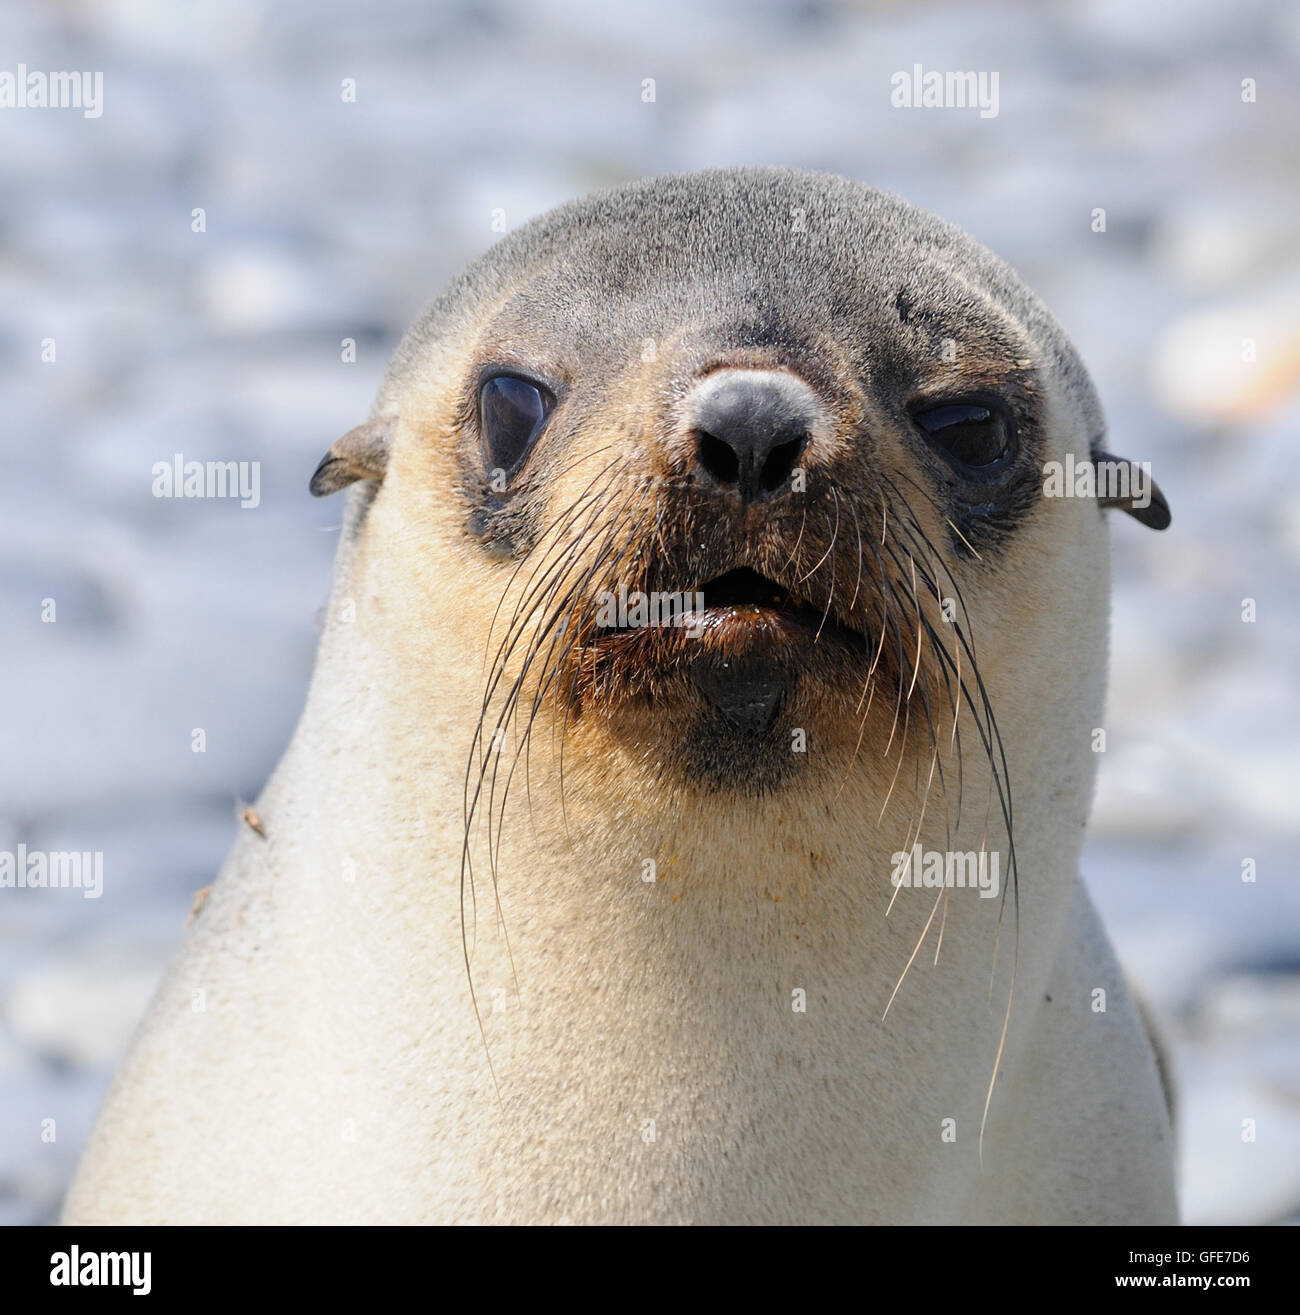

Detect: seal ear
1094,449,1171,531
309,416,394,496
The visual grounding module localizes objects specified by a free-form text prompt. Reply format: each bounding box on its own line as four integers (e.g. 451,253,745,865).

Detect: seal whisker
514,492,651,834
933,886,952,967
552,480,662,823
812,497,840,644
495,488,650,847
482,486,643,879
461,466,637,1007
482,458,625,682
456,478,648,1095
847,498,865,613
881,884,945,1021
870,502,1020,1155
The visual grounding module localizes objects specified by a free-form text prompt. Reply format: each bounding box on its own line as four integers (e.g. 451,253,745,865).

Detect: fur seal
65,167,1176,1225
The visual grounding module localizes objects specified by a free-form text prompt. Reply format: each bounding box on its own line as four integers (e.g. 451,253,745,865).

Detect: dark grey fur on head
319,167,1167,534
388,167,1103,433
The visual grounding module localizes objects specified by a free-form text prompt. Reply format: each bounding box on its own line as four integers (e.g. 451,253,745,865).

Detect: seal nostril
695,429,740,487
760,436,805,494
689,371,820,502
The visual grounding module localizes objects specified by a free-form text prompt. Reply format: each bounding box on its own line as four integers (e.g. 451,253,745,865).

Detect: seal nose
689,370,817,503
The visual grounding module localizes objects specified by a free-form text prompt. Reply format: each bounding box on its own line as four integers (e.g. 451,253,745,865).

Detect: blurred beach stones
1,0,1296,1224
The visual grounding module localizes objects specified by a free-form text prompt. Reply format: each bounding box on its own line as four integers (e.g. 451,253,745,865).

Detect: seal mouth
593,567,869,655
562,563,871,737
684,567,865,648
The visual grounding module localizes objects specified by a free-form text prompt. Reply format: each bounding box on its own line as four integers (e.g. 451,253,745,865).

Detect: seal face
435,178,1047,795
315,169,1167,801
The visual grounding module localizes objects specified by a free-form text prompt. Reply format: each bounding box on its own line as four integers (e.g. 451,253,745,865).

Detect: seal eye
913,399,1013,472
480,374,553,476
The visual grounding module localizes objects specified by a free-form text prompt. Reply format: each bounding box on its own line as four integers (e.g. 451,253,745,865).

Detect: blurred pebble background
1,0,1297,1224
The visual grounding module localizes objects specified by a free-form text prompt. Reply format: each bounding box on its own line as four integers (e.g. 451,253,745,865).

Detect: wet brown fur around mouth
464,447,1017,851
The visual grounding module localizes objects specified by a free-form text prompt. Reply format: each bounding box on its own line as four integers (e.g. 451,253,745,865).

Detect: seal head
312,168,1169,799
